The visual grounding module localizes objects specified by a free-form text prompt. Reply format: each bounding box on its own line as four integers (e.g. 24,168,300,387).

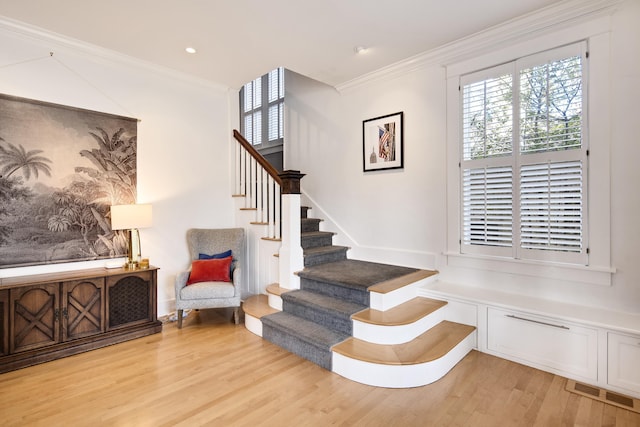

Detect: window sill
443,252,615,287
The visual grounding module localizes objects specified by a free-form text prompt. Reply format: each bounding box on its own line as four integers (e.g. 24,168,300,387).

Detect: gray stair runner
262,207,421,370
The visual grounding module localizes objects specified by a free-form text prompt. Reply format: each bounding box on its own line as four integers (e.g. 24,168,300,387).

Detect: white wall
0,20,236,315
285,1,640,313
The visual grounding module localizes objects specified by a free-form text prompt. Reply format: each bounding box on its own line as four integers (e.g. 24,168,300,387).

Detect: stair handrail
233,129,282,186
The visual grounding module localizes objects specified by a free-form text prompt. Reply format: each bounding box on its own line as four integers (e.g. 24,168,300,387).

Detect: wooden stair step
352,297,447,326
243,295,278,319
368,269,438,294
266,283,291,297
332,321,476,365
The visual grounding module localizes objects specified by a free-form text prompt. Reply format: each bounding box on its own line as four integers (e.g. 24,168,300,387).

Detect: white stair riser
245,313,264,337
332,331,476,388
268,293,283,311
369,275,438,311
352,307,446,345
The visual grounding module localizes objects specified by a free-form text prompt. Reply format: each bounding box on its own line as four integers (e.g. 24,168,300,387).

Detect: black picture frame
362,111,403,172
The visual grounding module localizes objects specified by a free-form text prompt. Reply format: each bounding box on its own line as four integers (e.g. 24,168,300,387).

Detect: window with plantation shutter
460,42,588,264
240,67,284,147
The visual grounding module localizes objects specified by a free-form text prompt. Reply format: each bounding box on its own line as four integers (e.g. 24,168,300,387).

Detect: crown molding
0,15,229,93
335,0,623,92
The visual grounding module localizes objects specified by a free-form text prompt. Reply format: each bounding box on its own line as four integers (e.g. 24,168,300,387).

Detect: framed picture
362,111,403,172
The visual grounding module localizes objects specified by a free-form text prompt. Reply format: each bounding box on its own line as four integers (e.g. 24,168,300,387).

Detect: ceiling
0,0,565,89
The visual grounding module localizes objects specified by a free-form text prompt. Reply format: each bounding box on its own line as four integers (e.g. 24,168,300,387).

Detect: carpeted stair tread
352,297,447,326
303,245,349,266
282,290,367,319
301,231,336,249
263,311,349,346
332,321,476,365
262,311,350,369
298,259,420,290
301,217,323,232
303,245,350,256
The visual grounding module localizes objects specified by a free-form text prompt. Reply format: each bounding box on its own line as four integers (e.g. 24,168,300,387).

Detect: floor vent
566,380,639,414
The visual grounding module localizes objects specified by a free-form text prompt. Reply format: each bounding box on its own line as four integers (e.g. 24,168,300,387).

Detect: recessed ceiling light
185,47,197,54
354,46,368,54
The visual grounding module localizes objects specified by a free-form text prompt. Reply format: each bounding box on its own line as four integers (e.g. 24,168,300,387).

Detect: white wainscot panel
607,332,640,396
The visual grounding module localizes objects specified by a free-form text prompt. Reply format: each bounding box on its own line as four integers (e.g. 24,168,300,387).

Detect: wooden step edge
240,207,257,211
266,283,292,297
368,269,438,295
250,221,269,225
232,194,246,198
331,321,476,365
352,297,447,326
243,295,278,319
261,237,282,242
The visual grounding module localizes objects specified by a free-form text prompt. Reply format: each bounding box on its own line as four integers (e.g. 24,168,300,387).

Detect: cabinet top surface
0,266,158,289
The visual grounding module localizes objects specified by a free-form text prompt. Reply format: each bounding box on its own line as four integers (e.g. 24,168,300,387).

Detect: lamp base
125,261,139,270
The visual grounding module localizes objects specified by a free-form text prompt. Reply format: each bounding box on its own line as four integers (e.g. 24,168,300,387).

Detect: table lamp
110,204,153,269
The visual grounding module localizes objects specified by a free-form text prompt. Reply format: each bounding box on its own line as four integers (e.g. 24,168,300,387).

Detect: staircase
243,207,477,388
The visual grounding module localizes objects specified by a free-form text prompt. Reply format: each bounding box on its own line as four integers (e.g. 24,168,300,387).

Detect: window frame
240,67,284,149
459,42,589,265
444,24,613,287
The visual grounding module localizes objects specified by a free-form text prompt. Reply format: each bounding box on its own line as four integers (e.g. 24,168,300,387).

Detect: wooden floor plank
0,308,638,427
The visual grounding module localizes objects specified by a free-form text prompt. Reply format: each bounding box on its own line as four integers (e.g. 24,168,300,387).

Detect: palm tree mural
0,139,52,180
0,94,137,268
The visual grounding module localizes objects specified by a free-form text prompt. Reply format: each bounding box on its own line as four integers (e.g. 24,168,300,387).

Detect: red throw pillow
187,257,233,285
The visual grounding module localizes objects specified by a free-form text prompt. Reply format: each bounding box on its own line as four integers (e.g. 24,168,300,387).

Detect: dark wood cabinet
0,289,9,356
0,267,161,373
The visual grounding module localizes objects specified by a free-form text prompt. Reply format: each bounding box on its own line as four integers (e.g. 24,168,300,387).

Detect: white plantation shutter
240,67,284,146
267,68,284,142
463,166,513,248
520,161,583,252
462,73,513,160
460,42,588,264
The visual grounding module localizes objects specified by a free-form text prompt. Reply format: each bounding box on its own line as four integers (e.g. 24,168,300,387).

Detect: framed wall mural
0,93,137,268
362,111,403,172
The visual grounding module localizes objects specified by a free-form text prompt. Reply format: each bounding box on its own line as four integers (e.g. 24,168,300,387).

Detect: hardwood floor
1,308,638,427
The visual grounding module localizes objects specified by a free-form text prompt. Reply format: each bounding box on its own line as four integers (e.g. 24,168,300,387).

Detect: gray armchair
175,228,245,328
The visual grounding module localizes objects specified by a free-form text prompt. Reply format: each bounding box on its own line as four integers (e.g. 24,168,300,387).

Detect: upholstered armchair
174,228,245,328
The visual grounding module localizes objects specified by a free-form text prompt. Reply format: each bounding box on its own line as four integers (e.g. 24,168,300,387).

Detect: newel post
278,170,305,290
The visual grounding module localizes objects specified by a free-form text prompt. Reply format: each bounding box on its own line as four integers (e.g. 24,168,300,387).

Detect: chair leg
233,307,240,325
177,309,183,329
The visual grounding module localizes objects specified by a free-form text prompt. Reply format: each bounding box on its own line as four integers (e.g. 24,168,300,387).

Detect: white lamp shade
110,204,153,230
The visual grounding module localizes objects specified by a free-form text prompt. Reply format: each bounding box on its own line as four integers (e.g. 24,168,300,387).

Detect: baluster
274,185,281,240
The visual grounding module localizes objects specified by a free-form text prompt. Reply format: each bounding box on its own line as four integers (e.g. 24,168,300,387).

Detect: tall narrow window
240,67,284,147
460,43,588,264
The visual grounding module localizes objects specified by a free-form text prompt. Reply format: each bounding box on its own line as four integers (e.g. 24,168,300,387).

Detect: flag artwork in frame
362,111,403,172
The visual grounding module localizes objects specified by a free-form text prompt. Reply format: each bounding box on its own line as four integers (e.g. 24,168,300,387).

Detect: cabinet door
10,283,60,353
0,289,8,356
608,332,640,395
62,278,105,341
106,271,153,330
487,307,597,381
